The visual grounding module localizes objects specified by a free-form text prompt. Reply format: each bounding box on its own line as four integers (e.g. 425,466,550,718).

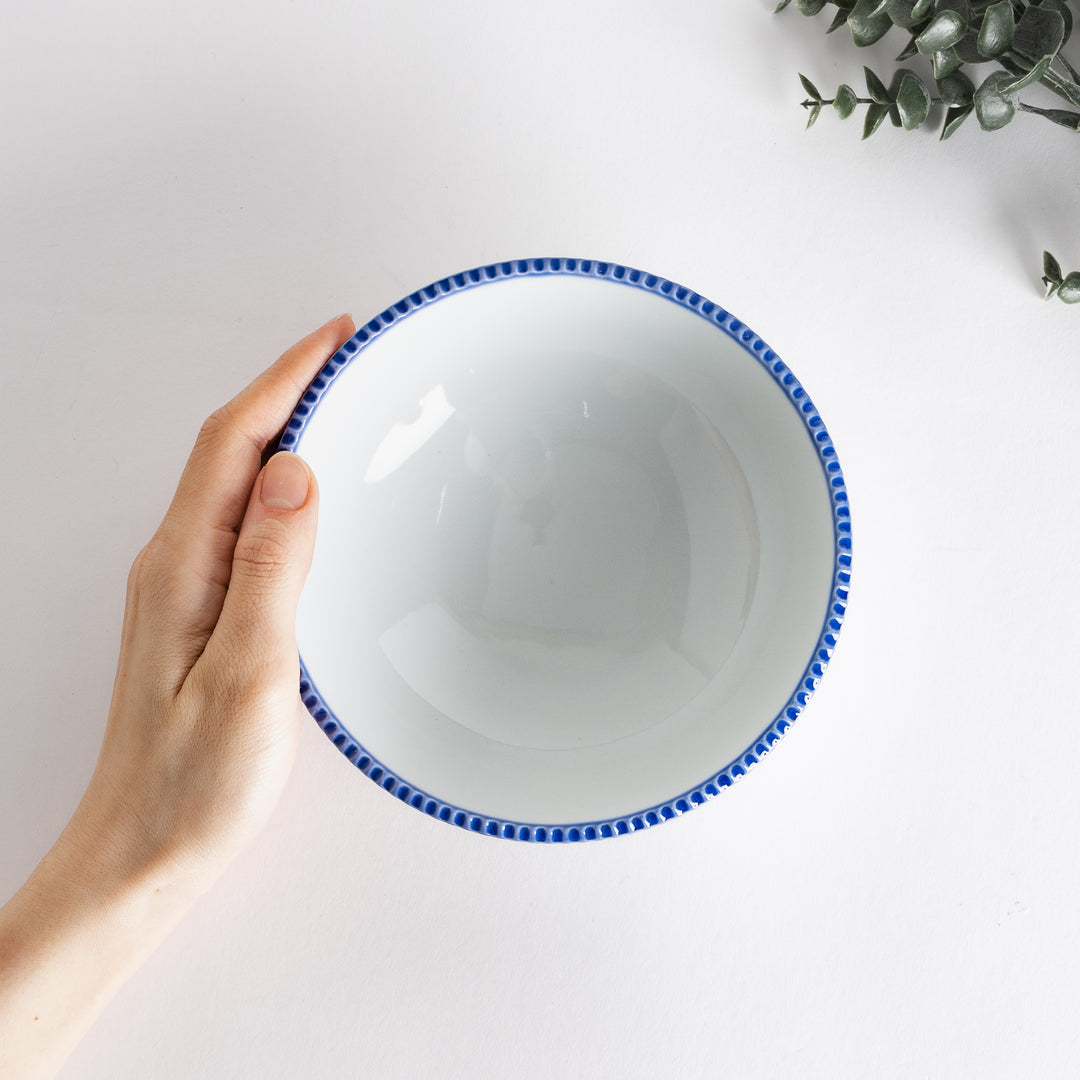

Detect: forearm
0,824,201,1080
0,317,346,1078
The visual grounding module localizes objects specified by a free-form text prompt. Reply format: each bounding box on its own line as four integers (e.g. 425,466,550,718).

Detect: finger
195,450,319,703
151,314,354,664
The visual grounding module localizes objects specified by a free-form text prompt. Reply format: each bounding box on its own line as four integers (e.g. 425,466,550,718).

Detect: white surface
296,271,834,823
2,2,1078,1077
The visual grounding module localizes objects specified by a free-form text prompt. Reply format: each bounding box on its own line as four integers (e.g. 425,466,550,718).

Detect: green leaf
1045,280,1061,301
864,65,892,103
976,1,1014,57
826,7,851,32
800,73,823,100
887,0,923,30
932,47,963,78
1058,272,1080,304
1002,53,1055,94
940,103,974,138
774,0,794,11
893,68,932,128
834,83,860,118
974,70,1017,130
862,101,891,137
911,0,933,18
938,0,971,23
848,0,894,45
1041,109,1080,131
895,34,920,60
955,32,999,63
916,10,968,52
937,69,975,106
1011,6,1065,64
1037,0,1073,46
1043,251,1063,285
805,102,823,129
796,0,828,14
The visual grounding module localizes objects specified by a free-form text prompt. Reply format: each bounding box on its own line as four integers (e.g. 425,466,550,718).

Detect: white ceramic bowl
282,259,850,841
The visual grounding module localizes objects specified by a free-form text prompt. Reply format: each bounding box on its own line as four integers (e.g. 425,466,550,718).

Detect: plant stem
1056,53,1080,86
1017,101,1080,129
999,49,1080,109
1038,68,1080,109
802,97,944,107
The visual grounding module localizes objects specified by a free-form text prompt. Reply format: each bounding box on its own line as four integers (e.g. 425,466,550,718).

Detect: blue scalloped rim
281,257,851,842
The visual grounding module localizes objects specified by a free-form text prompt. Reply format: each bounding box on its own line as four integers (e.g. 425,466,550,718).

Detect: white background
2,2,1079,1077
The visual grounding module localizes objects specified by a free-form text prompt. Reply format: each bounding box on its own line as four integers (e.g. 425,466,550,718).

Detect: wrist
57,760,238,911
53,768,231,917
13,815,205,985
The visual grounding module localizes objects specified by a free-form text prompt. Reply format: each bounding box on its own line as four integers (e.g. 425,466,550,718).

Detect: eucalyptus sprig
781,0,1080,138
779,0,1080,302
1042,251,1080,301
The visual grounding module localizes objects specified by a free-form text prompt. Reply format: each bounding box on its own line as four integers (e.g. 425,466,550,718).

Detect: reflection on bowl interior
367,350,759,752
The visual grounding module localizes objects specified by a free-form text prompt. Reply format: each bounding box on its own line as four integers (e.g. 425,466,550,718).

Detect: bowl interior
295,271,836,825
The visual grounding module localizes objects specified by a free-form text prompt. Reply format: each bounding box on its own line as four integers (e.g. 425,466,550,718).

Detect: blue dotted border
281,258,852,842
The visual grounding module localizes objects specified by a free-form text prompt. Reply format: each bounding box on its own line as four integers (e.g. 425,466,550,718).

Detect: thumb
209,451,319,684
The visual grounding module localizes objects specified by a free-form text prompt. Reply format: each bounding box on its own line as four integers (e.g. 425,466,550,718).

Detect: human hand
0,313,356,1079
68,311,357,900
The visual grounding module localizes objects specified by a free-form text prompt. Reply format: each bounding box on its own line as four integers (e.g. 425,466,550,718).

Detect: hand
68,311,356,898
0,313,356,1079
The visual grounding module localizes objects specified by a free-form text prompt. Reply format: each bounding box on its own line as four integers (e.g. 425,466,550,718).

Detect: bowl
281,258,850,841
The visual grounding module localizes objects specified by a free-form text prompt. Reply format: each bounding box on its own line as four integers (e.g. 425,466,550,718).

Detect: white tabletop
3,2,1078,1077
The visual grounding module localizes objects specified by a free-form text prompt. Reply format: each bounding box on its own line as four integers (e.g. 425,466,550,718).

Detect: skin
0,312,356,1079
